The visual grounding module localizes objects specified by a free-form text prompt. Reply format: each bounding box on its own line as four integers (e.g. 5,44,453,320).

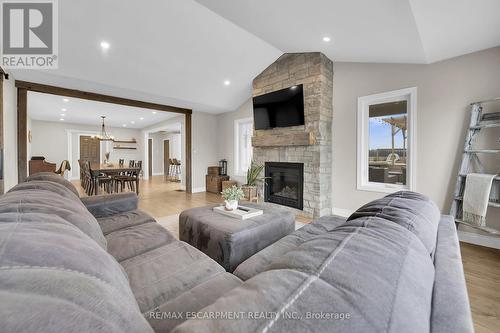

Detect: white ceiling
11,0,500,115
28,91,178,129
12,0,282,113
196,0,500,64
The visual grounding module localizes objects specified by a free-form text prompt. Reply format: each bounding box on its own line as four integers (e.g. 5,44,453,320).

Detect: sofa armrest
430,215,474,333
81,192,138,218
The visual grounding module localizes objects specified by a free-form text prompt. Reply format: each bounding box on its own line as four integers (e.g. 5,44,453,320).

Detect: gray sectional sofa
0,173,473,332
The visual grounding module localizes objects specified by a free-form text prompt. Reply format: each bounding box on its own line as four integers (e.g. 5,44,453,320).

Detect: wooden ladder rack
450,101,500,235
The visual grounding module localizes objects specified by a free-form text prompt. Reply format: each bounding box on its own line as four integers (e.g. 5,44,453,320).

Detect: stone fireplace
265,162,304,210
252,52,333,218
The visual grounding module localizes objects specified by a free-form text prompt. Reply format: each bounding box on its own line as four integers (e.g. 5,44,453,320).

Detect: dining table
90,163,141,195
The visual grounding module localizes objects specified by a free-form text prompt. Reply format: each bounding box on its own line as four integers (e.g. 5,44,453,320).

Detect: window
357,87,416,193
234,118,253,176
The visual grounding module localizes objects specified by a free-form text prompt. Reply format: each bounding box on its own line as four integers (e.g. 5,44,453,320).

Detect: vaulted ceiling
196,0,500,64
11,0,500,114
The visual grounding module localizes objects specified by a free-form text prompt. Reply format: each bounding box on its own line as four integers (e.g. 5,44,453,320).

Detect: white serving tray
213,205,263,220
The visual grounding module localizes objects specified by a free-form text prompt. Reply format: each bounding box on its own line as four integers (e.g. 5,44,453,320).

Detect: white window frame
234,117,254,176
357,87,417,193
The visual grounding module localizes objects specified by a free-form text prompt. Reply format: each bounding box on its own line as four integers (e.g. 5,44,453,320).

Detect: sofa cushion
26,172,80,197
10,180,81,202
234,215,346,280
431,216,474,332
173,215,435,333
347,191,440,255
146,272,241,333
2,184,107,250
82,192,139,218
106,223,177,262
121,241,227,313
0,214,153,332
97,209,155,235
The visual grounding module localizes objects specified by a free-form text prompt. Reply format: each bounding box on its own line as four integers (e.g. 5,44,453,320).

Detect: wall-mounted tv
253,84,304,130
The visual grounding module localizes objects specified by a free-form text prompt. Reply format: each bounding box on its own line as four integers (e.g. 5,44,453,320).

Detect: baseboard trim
458,230,500,249
152,172,163,176
191,187,206,193
331,207,354,218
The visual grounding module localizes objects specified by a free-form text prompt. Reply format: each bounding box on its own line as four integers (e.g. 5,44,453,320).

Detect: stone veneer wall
252,52,333,218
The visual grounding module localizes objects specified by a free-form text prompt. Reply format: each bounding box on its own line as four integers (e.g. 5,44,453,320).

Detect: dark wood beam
185,113,192,193
15,80,192,115
15,80,194,193
17,88,28,183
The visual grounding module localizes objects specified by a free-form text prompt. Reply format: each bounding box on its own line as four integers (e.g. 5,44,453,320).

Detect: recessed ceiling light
130,121,135,124
63,98,69,102
224,80,231,86
100,41,110,50
59,118,64,121
152,111,157,114
322,36,331,42
60,113,65,117
61,108,67,112
139,117,144,120
122,124,127,127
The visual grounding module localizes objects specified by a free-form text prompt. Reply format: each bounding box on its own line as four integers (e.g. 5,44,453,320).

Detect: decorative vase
225,200,238,211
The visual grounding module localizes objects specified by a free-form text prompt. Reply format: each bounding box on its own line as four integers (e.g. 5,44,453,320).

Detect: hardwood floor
74,175,221,218
460,243,500,333
75,176,500,332
136,177,221,217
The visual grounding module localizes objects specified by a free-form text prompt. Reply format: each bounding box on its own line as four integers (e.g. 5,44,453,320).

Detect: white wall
215,47,500,246
148,131,181,175
30,120,144,179
142,112,218,192
2,72,17,191
332,46,500,241
216,99,253,184
192,112,219,192
142,116,185,183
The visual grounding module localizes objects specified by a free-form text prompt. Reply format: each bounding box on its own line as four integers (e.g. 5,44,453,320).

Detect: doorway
145,124,183,190
80,136,100,165
16,81,193,193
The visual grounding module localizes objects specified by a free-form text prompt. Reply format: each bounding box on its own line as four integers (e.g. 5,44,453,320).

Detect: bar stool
172,158,181,182
167,158,175,181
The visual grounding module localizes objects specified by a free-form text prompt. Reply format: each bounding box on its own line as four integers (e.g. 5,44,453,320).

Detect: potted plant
221,185,244,211
242,161,269,201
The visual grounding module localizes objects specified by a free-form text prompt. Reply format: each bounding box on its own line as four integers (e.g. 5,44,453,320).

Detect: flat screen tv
253,84,304,130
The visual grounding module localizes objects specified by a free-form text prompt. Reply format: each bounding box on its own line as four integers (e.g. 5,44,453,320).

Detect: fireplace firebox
265,162,304,210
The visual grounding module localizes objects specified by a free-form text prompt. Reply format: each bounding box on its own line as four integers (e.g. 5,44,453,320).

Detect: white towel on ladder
463,173,496,226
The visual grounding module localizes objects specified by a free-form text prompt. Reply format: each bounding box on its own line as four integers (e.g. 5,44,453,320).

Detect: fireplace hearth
265,162,304,210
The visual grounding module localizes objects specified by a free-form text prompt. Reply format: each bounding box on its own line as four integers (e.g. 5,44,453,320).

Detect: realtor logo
1,0,58,68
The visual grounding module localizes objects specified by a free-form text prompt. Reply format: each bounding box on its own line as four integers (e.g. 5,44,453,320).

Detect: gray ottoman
179,203,295,272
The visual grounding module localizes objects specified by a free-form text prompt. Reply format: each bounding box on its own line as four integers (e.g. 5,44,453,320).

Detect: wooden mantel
252,132,316,147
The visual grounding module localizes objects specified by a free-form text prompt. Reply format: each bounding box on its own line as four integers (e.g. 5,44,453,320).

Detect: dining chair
81,161,94,196
135,161,143,179
114,161,137,192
